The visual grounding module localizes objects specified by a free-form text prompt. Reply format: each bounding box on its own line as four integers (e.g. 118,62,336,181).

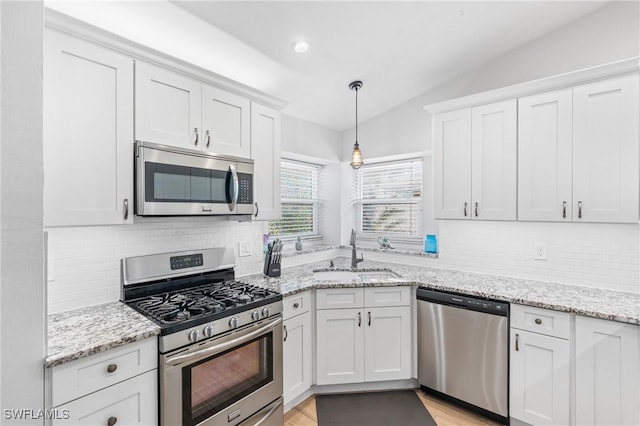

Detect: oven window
183,334,273,426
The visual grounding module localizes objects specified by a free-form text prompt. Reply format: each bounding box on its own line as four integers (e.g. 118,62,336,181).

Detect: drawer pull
535,318,542,325
107,416,118,426
293,302,300,309
515,333,519,351
106,364,118,374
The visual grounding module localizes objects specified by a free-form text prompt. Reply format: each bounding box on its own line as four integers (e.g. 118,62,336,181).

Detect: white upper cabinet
251,102,282,220
135,62,201,149
202,85,251,158
572,75,639,223
44,29,134,226
518,89,573,221
433,100,516,221
471,99,517,221
135,62,253,158
433,109,472,219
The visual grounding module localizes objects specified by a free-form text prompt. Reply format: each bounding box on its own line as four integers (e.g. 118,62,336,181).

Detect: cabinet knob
106,364,118,373
107,416,118,426
535,318,542,325
293,302,300,309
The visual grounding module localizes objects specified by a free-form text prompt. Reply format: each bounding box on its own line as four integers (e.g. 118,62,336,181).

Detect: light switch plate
238,241,252,257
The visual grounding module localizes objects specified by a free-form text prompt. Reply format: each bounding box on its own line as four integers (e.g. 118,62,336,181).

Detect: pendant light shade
349,80,364,169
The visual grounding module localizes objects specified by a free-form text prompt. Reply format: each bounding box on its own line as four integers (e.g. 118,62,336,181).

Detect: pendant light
349,80,364,169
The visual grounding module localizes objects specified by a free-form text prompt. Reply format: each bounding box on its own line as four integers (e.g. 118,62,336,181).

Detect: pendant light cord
355,86,359,146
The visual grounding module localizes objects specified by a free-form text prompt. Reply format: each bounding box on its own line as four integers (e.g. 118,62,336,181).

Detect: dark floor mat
316,390,437,426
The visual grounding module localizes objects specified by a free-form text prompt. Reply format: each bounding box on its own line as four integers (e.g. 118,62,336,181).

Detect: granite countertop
46,301,160,368
242,256,640,326
47,255,639,368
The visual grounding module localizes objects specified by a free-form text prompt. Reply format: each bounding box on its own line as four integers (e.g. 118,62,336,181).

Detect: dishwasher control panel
417,287,509,316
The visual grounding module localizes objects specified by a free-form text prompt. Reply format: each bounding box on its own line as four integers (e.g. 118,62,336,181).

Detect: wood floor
284,390,503,426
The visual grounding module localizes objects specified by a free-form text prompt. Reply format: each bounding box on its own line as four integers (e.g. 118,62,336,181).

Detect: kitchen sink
313,269,403,282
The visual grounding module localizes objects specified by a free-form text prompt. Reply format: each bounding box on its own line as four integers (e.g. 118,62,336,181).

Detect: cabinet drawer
283,290,312,320
511,304,570,339
364,286,410,307
316,288,364,310
53,370,157,425
51,338,157,407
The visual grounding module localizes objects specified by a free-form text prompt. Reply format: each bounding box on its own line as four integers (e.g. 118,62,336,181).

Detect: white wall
340,1,640,294
47,218,268,313
1,1,45,421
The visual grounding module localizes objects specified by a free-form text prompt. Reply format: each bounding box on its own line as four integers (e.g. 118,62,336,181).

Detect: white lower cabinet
510,304,571,426
283,292,313,405
315,287,411,386
48,338,158,426
575,316,640,426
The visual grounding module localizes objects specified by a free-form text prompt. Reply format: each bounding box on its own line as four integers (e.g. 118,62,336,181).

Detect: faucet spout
350,229,364,268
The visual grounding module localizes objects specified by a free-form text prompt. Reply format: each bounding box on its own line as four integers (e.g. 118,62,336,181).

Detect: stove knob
203,325,214,338
251,310,260,321
261,307,271,318
188,329,200,342
229,317,239,329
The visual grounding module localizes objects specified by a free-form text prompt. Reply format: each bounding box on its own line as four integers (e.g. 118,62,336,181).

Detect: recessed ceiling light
291,41,309,53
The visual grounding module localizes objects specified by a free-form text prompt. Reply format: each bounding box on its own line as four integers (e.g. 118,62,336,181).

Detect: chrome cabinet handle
206,130,211,147
368,311,371,326
578,201,583,219
283,325,288,342
475,202,479,217
107,417,118,426
254,202,259,218
464,202,468,217
358,312,361,327
123,198,129,220
562,201,567,219
515,333,519,351
106,364,117,373
194,128,199,146
535,318,542,325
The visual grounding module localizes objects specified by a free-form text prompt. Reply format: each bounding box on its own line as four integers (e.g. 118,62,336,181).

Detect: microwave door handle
228,164,239,212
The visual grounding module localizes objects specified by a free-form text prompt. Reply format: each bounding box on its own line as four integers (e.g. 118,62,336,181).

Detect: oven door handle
165,316,282,367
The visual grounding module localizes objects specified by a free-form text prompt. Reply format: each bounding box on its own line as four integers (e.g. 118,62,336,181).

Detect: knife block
263,253,281,277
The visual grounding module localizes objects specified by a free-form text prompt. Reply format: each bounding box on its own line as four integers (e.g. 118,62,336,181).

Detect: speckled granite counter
46,301,160,368
242,256,640,326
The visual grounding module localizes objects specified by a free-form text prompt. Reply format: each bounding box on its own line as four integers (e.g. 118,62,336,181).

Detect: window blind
356,159,423,236
268,160,321,237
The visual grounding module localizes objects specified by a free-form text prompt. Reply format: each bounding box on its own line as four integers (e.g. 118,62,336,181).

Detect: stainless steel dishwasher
417,287,509,424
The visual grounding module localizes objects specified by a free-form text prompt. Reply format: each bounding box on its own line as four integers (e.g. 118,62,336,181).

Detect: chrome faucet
350,229,364,268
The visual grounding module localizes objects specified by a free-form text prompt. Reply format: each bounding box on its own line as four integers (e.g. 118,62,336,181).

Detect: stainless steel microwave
135,141,254,216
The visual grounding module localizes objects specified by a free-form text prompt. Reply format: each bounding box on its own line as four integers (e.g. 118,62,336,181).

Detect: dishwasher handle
417,287,509,317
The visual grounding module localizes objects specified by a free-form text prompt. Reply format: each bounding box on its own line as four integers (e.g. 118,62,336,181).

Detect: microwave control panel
238,174,253,204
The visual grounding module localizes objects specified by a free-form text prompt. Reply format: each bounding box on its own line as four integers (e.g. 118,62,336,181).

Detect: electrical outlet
238,241,252,257
534,243,547,261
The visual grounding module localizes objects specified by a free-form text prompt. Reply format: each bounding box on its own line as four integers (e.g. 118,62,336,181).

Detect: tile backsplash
46,217,267,313
436,221,639,294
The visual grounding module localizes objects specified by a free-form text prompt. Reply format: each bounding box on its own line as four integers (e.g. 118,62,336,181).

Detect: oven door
161,316,283,426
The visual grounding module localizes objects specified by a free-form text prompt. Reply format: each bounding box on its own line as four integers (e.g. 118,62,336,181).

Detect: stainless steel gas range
121,247,283,426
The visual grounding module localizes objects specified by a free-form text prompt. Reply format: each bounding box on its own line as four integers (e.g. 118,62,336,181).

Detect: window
268,160,321,237
356,158,423,237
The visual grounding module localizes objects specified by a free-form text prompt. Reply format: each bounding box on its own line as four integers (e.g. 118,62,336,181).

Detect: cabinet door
518,90,573,221
471,99,517,221
364,307,411,382
135,61,201,149
433,109,472,219
510,329,570,426
44,30,133,226
575,316,640,426
283,312,312,405
316,308,364,385
202,84,251,158
573,75,639,223
53,369,157,426
251,103,281,220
